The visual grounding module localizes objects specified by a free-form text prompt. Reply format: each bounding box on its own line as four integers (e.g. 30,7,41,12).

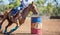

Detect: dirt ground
42,18,60,35
0,17,60,35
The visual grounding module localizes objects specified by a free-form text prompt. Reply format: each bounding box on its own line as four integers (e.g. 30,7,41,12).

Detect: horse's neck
21,8,30,20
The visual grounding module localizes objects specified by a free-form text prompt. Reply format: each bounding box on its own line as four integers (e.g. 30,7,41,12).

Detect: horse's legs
18,18,25,26
0,18,5,29
4,22,19,34
19,19,22,26
4,22,12,34
8,22,19,34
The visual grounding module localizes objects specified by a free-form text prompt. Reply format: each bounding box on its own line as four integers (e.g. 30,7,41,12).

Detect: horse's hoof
6,33,10,35
4,33,10,35
0,26,1,29
4,32,10,35
4,32,7,34
4,31,7,34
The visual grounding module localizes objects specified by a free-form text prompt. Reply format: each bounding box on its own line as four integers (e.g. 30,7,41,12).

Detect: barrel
31,16,42,35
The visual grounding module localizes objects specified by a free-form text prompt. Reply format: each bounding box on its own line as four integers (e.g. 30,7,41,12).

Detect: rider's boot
10,16,14,22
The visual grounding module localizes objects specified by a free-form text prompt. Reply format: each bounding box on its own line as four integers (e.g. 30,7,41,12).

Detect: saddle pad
10,8,19,16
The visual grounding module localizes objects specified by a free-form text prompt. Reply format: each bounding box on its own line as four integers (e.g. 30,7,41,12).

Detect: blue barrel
31,17,42,23
31,16,42,34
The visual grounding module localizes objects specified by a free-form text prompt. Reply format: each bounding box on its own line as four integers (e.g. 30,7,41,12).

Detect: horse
0,2,38,34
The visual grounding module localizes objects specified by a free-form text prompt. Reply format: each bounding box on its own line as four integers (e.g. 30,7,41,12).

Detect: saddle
9,8,19,16
9,4,28,21
9,8,23,22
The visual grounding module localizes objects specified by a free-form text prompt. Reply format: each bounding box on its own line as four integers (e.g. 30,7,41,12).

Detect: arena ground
0,17,60,35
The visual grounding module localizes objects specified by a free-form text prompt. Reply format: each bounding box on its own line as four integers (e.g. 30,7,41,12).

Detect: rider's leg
10,16,14,22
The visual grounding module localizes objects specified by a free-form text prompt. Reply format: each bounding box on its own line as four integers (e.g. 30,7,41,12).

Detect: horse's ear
32,2,34,5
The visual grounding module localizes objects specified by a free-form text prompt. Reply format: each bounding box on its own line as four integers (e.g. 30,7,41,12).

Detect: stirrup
9,15,13,20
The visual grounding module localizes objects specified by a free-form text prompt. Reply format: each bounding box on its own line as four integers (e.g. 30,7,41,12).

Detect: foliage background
0,0,60,16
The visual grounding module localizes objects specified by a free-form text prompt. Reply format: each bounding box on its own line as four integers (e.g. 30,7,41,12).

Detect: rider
10,0,34,17
18,0,34,10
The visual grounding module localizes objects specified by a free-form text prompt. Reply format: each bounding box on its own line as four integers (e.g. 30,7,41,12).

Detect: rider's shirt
17,0,34,10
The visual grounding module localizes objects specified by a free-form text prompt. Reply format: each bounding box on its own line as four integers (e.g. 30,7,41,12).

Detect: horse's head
28,2,38,15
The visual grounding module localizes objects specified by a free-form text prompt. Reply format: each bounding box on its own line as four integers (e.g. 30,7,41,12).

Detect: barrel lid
31,16,42,23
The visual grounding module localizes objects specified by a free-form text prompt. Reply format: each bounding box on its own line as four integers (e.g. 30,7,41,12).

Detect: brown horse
0,2,38,34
